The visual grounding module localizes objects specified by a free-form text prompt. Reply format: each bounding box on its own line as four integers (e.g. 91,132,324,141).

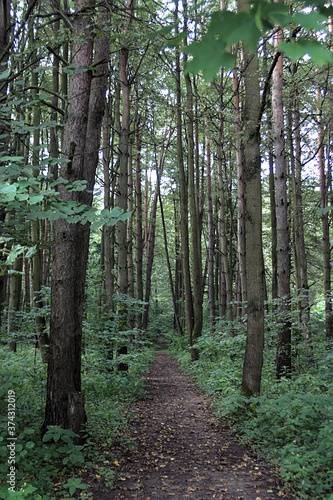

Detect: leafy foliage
184,0,333,81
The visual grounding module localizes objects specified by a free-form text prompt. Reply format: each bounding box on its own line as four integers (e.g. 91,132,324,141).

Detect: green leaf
0,155,24,162
28,194,44,204
165,31,189,49
146,24,175,40
0,69,10,80
25,245,37,259
279,38,333,65
292,11,327,31
0,184,17,194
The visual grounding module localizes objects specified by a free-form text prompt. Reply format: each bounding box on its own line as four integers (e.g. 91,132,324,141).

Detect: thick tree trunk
272,20,292,379
42,0,109,438
238,0,265,397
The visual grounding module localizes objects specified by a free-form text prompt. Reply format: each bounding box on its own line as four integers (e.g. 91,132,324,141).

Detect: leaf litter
89,351,292,499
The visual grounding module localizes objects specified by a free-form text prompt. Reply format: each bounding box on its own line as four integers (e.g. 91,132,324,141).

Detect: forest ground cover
0,334,155,499
168,313,333,500
0,303,332,499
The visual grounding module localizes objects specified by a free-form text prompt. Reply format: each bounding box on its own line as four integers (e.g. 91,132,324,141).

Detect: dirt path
92,351,289,499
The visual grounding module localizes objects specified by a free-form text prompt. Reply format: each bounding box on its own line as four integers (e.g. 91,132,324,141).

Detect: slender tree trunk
30,48,49,362
103,101,114,316
269,137,278,302
294,88,311,345
143,148,166,329
184,1,203,357
217,70,233,322
174,192,184,331
127,142,135,328
49,1,60,181
0,0,11,330
42,0,109,438
134,86,144,329
7,257,23,352
234,67,246,311
116,49,130,301
159,188,183,336
318,87,333,339
238,0,265,397
273,17,292,378
174,0,194,347
206,125,215,327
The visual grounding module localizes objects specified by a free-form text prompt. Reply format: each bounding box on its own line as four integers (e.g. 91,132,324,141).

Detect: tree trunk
238,0,265,397
127,142,135,328
42,0,109,438
184,0,202,359
30,48,49,362
0,0,11,331
103,101,115,316
293,86,311,345
233,67,246,311
143,147,167,329
7,256,23,352
318,86,333,339
174,192,184,332
206,125,215,327
272,17,292,379
217,70,233,322
174,0,194,347
159,188,183,336
134,85,144,329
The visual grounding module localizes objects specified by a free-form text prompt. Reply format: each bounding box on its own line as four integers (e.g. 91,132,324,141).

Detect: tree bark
103,100,115,316
318,86,332,339
143,146,167,329
233,66,246,312
7,256,23,352
42,0,109,438
134,85,144,329
184,0,202,359
0,0,11,330
174,0,194,347
206,124,215,327
238,0,265,397
272,16,292,378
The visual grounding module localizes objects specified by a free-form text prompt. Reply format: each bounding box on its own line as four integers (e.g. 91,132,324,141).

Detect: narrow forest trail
92,351,289,499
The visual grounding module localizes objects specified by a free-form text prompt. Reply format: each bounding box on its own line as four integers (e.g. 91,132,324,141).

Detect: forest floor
88,351,292,500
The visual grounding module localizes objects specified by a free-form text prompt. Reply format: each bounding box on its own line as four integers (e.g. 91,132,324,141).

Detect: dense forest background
0,0,333,498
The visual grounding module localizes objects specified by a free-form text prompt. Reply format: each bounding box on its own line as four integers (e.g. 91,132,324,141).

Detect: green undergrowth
0,337,155,499
168,314,333,500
